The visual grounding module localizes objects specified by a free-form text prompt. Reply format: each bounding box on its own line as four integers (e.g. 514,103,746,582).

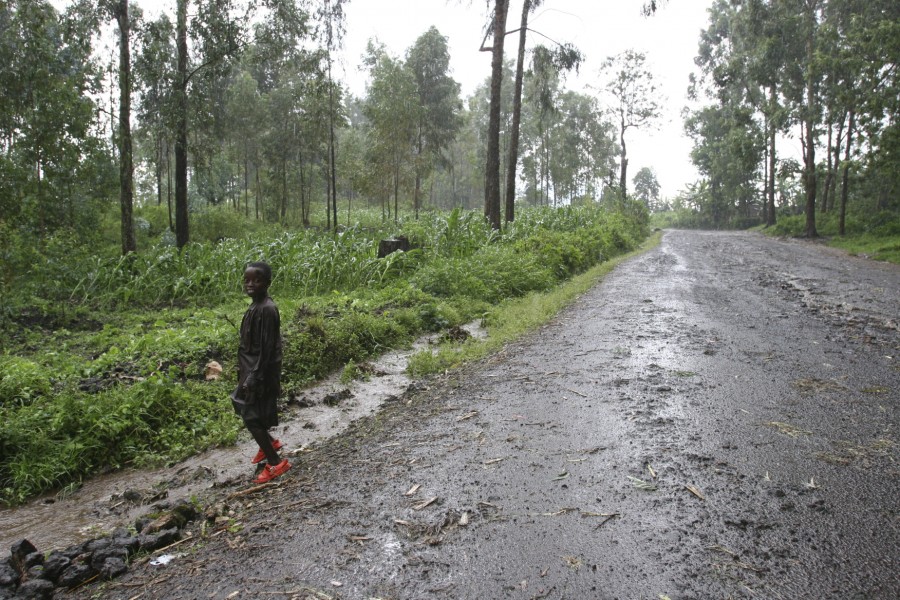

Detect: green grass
758,212,900,265
827,234,900,264
0,204,651,505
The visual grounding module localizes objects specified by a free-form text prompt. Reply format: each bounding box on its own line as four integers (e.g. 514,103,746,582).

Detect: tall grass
1,204,649,505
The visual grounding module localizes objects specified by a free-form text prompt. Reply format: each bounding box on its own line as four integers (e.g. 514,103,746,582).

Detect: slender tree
315,0,347,232
504,0,536,222
482,0,510,229
601,50,662,201
174,0,189,247
407,27,463,219
111,0,135,254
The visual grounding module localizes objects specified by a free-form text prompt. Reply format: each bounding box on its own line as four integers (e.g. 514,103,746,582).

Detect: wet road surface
71,230,899,599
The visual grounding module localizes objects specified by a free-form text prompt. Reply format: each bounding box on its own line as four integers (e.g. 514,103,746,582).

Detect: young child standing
232,261,291,483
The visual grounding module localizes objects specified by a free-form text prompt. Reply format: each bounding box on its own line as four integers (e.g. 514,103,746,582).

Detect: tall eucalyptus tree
482,0,510,229
601,50,662,202
406,27,463,219
363,43,421,221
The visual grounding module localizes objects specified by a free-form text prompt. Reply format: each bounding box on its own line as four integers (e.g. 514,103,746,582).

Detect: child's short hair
246,261,273,283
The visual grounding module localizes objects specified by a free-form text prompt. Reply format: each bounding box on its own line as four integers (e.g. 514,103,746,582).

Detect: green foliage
761,211,900,264
0,357,53,407
340,360,365,385
686,0,900,235
0,375,238,505
411,241,559,304
1,204,648,504
191,205,279,243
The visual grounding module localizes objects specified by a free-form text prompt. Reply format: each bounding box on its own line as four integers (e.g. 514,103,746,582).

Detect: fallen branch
594,513,620,530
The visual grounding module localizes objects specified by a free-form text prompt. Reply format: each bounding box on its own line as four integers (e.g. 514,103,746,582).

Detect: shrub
0,376,238,505
0,357,53,407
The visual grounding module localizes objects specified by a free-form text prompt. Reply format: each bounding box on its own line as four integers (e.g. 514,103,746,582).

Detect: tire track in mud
73,230,899,600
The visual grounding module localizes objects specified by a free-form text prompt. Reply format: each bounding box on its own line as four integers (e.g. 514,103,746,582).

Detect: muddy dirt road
72,230,899,600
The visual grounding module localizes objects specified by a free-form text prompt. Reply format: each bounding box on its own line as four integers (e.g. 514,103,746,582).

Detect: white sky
118,0,716,198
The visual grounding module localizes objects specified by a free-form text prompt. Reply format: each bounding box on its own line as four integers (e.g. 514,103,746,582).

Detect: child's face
243,267,270,299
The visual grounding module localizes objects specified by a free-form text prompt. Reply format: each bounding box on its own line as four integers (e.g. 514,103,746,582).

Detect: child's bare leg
248,426,281,465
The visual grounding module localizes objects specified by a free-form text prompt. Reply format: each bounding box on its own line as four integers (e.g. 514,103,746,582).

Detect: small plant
340,360,367,384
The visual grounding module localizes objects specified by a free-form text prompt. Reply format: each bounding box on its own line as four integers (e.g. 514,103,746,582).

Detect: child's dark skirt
231,387,279,430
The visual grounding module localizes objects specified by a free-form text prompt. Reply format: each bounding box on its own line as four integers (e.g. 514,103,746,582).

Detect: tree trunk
504,0,530,224
116,0,136,255
281,157,287,222
166,141,173,231
393,158,400,223
619,118,629,202
327,66,338,232
830,113,845,213
802,0,818,238
484,0,509,230
299,153,309,227
839,109,854,236
767,86,777,227
762,123,768,225
822,120,833,214
156,135,163,207
174,0,190,248
414,131,422,219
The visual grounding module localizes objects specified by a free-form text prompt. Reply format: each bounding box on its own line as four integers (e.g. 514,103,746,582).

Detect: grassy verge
758,213,900,265
408,230,663,375
1,205,651,505
826,234,900,264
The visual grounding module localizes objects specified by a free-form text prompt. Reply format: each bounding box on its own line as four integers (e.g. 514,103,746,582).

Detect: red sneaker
251,439,284,464
254,459,291,484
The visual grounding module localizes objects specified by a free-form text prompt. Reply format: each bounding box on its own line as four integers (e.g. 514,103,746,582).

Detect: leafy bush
282,306,415,388
0,375,238,505
0,357,53,407
412,245,555,303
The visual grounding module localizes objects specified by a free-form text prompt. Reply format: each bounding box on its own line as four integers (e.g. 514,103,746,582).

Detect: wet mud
40,230,900,598
0,325,485,555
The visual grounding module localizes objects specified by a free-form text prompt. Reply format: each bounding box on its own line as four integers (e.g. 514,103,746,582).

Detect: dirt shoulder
67,229,900,600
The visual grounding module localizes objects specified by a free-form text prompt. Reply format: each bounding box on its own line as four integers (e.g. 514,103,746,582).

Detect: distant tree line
684,0,899,233
1,0,672,260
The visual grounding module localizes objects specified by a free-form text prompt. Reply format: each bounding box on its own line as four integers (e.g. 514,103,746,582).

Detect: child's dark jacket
232,296,283,428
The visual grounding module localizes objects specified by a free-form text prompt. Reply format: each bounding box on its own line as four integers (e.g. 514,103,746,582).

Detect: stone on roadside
57,563,96,588
110,534,140,557
9,540,37,575
0,560,18,587
11,578,54,600
99,557,127,580
138,527,180,553
90,547,128,572
23,553,43,571
40,553,71,583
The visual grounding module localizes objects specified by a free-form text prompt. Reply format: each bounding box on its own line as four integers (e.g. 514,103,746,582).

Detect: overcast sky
125,0,717,199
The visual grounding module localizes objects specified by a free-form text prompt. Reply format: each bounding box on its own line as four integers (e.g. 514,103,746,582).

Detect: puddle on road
0,323,486,553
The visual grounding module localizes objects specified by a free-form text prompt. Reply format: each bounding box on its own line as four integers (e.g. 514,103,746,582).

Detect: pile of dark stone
0,500,198,600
